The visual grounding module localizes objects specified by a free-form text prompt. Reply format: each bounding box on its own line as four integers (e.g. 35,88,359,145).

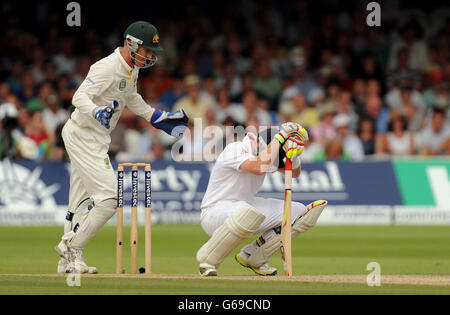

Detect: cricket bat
281,157,293,276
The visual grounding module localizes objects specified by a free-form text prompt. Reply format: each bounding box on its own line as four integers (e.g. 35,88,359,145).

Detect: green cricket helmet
124,21,163,68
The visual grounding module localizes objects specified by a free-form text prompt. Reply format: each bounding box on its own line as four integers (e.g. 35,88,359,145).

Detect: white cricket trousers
200,197,307,237
62,119,117,210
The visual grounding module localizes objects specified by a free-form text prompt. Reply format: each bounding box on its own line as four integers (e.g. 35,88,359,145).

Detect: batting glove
285,135,305,159
151,108,189,138
274,122,309,145
93,100,120,129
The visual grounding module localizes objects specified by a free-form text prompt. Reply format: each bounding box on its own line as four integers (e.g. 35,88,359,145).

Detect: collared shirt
201,133,266,209
71,47,155,137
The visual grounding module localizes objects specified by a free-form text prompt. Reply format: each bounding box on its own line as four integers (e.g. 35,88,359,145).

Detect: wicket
116,163,151,275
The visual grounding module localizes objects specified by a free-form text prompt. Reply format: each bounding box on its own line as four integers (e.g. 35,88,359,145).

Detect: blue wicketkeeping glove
93,100,120,129
151,108,189,138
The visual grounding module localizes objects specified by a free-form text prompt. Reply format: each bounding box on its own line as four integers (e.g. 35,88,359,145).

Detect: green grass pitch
1,225,450,294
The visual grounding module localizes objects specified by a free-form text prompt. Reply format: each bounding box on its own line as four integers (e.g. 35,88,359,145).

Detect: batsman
55,21,189,274
196,123,327,276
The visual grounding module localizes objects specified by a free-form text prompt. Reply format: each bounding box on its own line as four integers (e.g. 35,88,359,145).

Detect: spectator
0,82,12,103
315,138,351,161
351,78,367,116
215,87,241,124
216,63,243,101
72,56,92,86
56,75,77,110
386,48,421,90
245,112,260,135
389,22,430,73
42,91,68,133
30,48,47,85
300,132,324,162
364,95,390,133
221,115,241,148
253,59,282,109
290,46,318,98
366,79,382,97
1,1,449,163
310,104,337,145
357,116,377,156
159,74,185,110
385,81,426,131
177,121,205,161
240,90,272,127
333,113,365,160
230,71,254,103
227,36,252,74
52,123,67,161
330,57,352,91
307,86,326,109
23,111,54,161
278,87,319,128
377,112,416,156
419,108,450,156
26,81,53,113
210,50,225,79
336,90,358,132
0,102,20,158
200,75,218,108
52,37,77,76
324,79,342,108
203,108,223,160
20,71,37,103
173,74,214,122
142,85,170,112
423,78,449,110
109,120,127,160
142,64,174,100
278,74,296,102
6,60,24,95
258,97,278,125
150,140,169,161
333,114,364,160
356,53,385,89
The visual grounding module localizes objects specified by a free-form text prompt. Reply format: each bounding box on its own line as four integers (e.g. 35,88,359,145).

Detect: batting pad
64,198,92,234
247,235,281,268
292,200,327,237
196,205,265,267
246,200,327,268
69,198,117,248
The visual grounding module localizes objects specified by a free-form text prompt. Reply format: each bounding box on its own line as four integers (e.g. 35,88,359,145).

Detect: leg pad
196,205,265,268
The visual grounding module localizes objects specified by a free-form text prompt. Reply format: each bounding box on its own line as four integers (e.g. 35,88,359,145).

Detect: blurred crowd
0,0,449,163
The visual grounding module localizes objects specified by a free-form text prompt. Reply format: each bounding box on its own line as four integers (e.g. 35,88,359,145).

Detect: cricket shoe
68,248,98,274
55,241,97,274
57,258,71,274
199,263,217,277
57,257,98,274
55,239,74,262
235,251,277,276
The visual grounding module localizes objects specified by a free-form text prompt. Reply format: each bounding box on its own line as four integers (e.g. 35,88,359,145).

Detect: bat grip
285,157,292,171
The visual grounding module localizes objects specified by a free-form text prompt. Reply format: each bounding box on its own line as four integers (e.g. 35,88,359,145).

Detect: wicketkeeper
55,21,189,274
196,123,327,276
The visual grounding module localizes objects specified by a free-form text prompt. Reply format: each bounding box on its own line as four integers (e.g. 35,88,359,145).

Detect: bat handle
285,157,292,172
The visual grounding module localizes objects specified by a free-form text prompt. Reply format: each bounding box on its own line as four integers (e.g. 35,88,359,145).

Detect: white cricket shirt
201,133,266,209
70,47,155,138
